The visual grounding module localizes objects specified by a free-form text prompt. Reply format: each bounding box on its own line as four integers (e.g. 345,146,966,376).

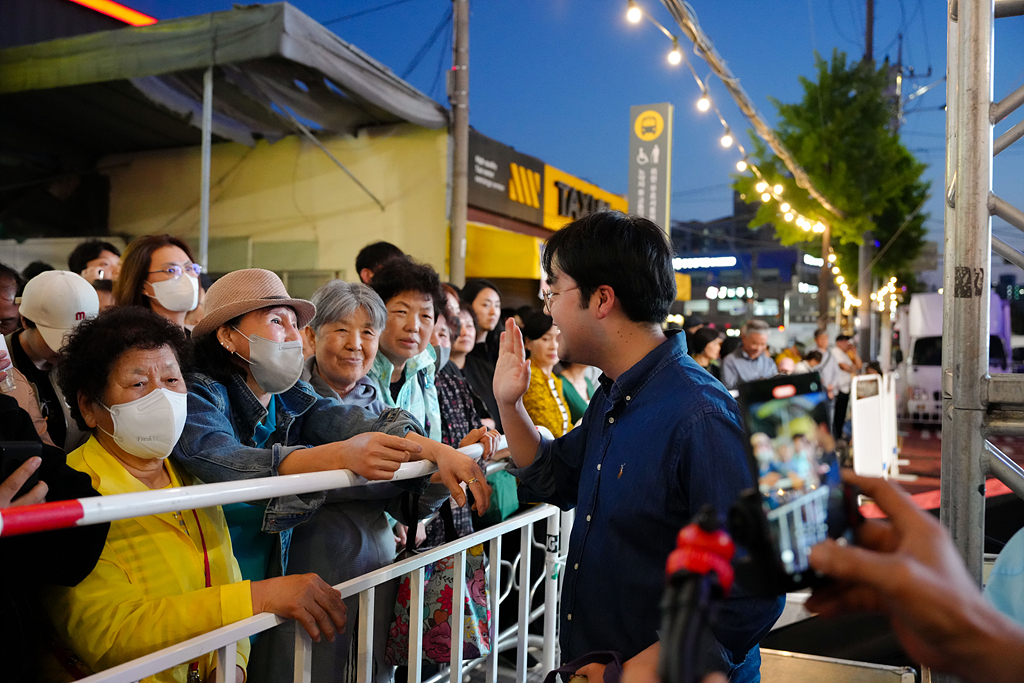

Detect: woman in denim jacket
172,270,491,586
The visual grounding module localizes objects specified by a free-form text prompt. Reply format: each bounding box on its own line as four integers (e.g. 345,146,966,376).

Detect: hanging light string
625,0,904,318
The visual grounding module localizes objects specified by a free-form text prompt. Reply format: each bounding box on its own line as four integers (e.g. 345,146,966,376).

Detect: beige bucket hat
192,268,316,338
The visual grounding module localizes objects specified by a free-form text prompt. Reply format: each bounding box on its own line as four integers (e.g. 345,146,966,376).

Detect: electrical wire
322,0,423,26
401,5,453,79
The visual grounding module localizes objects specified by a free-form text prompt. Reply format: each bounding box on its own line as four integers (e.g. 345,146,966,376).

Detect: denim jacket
174,371,424,539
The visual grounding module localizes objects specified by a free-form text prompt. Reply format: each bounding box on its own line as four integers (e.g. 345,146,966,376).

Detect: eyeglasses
149,263,202,278
542,286,578,313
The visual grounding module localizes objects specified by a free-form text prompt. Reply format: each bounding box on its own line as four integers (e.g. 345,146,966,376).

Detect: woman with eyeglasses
113,235,202,331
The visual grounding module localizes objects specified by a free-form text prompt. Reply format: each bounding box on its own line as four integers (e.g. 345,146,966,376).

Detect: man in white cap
6,271,99,451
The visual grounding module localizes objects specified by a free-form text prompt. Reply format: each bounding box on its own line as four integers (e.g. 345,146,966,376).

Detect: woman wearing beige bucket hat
171,269,491,585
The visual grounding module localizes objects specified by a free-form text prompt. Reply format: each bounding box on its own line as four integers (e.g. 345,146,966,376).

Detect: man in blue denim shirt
495,213,783,682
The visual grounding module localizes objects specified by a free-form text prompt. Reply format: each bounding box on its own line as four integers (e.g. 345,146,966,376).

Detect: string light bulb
697,96,710,112
760,192,771,202
780,202,790,212
736,160,747,172
755,181,768,193
774,184,783,194
720,132,733,147
784,212,794,221
668,38,682,65
626,0,642,23
828,254,837,263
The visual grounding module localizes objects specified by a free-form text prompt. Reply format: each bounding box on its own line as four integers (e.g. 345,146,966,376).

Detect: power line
323,0,423,26
401,5,452,79
428,18,453,101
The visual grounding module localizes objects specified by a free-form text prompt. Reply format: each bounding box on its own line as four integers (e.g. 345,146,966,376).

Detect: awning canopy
0,2,449,158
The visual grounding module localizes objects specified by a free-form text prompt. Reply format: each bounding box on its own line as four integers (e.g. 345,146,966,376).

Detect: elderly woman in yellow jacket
44,307,346,683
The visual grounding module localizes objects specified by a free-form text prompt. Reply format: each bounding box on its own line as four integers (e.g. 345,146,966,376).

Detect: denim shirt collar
597,331,689,409
223,373,317,446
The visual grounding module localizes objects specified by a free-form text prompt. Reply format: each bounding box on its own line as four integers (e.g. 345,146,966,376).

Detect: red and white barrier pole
0,439,506,537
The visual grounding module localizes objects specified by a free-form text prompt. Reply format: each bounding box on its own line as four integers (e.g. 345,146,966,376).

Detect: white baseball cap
18,271,100,352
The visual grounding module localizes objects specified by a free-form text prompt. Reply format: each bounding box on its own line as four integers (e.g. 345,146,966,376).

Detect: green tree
733,49,929,286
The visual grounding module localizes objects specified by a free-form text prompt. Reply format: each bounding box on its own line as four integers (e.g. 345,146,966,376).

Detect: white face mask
148,275,198,312
233,329,304,395
99,388,188,460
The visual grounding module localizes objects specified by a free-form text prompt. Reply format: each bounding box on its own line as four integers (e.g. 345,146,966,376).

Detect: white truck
902,291,1011,423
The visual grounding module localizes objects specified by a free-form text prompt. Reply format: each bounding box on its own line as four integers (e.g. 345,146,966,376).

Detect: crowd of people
686,316,874,440
1,214,1022,683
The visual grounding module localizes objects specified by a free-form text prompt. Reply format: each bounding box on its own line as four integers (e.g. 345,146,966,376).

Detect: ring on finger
466,478,479,485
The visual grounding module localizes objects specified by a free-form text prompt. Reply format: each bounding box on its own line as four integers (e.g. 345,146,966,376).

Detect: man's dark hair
836,334,852,343
68,240,121,275
542,211,676,323
370,258,445,318
58,307,190,431
21,261,54,282
803,349,823,363
355,241,405,278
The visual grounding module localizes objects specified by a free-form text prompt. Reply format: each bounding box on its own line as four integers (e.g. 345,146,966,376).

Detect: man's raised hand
493,317,531,407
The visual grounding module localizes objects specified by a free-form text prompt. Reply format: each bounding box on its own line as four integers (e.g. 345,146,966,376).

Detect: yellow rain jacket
45,436,253,682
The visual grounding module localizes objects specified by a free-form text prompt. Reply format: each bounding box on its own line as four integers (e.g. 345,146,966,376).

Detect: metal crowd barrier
2,438,568,683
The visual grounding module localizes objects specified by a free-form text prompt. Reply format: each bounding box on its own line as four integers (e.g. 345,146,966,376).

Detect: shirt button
597,464,602,471
626,395,631,401
567,613,572,621
574,563,579,570
608,417,615,424
586,515,592,522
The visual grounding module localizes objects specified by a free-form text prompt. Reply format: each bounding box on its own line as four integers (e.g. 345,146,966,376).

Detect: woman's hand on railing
459,426,502,461
332,433,423,480
250,573,347,643
427,442,492,514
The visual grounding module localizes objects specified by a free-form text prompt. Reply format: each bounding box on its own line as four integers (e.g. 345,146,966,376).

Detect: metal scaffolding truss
942,0,1024,610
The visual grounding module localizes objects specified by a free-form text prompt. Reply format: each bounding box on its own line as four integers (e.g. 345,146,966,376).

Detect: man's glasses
149,263,202,278
542,286,578,313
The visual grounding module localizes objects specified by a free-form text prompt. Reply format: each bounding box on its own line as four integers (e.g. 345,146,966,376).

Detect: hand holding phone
730,373,862,594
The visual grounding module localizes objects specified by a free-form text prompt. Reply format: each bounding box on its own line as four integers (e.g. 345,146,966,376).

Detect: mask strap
229,327,254,365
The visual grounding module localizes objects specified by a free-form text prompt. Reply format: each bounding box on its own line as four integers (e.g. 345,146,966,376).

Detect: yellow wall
103,124,450,278
466,222,542,279
542,164,628,231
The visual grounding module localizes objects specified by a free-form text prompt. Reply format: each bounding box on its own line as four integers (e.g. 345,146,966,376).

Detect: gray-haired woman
251,280,498,683
302,280,388,412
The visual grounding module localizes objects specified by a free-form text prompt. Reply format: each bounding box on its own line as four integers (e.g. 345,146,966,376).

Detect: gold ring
466,478,479,485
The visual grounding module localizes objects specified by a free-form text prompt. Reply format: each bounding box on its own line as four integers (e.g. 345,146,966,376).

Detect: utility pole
818,223,831,326
858,235,873,359
448,0,469,286
858,0,874,356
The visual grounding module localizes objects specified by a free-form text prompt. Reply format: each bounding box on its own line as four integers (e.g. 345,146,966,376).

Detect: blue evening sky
131,0,1024,251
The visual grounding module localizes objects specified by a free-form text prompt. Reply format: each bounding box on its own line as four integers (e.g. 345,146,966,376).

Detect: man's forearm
497,398,542,468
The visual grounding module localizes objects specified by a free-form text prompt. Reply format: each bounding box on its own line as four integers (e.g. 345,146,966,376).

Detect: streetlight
626,0,642,23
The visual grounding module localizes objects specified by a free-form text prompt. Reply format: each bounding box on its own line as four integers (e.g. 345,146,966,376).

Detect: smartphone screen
737,373,852,581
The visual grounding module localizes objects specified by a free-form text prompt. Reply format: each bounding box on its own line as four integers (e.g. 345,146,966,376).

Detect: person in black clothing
0,392,110,683
460,280,503,430
689,326,724,382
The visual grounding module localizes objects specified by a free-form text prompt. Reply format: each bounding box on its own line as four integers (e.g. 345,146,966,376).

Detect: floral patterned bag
385,496,492,664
